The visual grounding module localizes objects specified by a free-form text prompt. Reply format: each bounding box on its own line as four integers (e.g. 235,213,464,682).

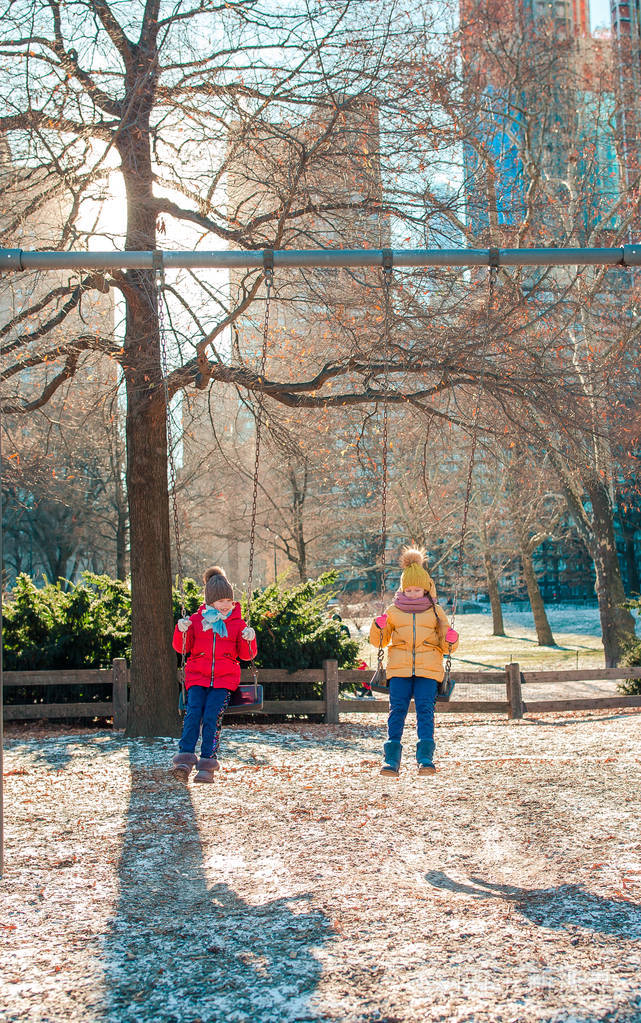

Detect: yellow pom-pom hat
399,547,437,598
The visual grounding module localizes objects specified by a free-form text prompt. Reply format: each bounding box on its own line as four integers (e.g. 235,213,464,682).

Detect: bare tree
0,0,421,733
2,0,639,743
405,2,641,663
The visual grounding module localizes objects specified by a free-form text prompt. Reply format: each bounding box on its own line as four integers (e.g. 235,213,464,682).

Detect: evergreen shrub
2,570,359,707
620,596,641,695
241,572,360,702
2,572,133,710
2,572,132,671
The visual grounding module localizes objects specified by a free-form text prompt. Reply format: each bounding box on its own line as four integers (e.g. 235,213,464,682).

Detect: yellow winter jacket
368,602,459,682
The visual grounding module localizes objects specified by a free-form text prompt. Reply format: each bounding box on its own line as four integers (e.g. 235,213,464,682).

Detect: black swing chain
376,252,393,676
245,251,273,688
444,256,497,683
155,252,188,696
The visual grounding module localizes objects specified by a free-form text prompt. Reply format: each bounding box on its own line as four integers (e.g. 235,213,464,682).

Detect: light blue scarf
201,605,231,637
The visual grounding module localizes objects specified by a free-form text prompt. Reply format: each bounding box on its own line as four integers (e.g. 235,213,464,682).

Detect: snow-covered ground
500,604,604,636
2,711,641,1023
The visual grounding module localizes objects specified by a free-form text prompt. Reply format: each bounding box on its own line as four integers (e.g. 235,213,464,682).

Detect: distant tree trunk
289,464,308,581
521,546,555,646
292,504,307,582
115,504,128,581
622,528,640,595
227,509,240,581
483,550,505,636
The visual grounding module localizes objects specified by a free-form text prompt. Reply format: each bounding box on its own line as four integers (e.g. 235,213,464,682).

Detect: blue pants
387,676,438,743
179,685,231,758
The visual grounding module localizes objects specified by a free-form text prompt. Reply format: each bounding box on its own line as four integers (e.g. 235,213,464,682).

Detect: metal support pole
0,245,640,272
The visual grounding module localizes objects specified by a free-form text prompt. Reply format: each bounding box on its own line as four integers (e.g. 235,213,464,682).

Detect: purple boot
193,757,220,784
170,752,197,782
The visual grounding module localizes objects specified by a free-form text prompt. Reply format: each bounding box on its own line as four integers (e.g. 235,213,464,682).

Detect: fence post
506,662,524,720
112,658,128,730
323,660,339,724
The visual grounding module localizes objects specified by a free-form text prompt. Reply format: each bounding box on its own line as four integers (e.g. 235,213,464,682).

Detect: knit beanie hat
204,566,234,604
399,547,437,597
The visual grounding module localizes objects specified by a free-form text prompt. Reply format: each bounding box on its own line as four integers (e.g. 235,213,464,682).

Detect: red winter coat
172,602,257,692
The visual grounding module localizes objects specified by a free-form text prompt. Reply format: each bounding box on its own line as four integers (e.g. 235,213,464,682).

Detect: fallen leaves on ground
1,710,641,1022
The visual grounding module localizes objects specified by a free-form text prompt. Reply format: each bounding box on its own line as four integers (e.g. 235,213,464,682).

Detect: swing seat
369,667,388,694
225,684,264,714
437,676,456,702
369,670,455,701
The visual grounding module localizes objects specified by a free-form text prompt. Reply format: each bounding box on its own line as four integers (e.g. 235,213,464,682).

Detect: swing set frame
1,243,640,270
1,241,640,876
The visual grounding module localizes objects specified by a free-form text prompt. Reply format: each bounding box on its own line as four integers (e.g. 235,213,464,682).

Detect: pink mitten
375,614,388,629
445,627,459,644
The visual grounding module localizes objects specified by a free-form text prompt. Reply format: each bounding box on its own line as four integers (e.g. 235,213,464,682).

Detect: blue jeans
387,676,438,743
179,685,231,758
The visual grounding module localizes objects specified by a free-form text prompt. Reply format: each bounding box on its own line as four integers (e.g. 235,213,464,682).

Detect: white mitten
242,626,256,642
177,618,191,633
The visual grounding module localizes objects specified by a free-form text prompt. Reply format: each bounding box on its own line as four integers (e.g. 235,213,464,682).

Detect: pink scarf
393,589,435,614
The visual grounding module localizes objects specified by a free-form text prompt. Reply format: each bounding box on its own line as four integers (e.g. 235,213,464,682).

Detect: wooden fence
3,660,641,725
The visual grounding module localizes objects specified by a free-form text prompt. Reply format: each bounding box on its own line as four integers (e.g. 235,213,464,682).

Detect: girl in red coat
170,566,257,784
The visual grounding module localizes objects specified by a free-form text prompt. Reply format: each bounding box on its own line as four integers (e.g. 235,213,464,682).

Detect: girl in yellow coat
369,547,459,776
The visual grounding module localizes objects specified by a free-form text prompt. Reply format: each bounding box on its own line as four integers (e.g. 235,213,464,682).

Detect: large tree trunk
118,76,180,736
589,485,636,666
548,447,637,667
124,366,179,736
593,539,634,666
521,545,555,646
483,550,505,636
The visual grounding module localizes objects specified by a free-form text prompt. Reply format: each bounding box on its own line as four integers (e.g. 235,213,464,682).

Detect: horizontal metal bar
1,245,640,272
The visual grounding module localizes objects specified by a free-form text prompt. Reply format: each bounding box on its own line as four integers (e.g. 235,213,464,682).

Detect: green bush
2,570,359,675
620,596,641,695
2,573,132,670
172,576,203,620
242,572,360,676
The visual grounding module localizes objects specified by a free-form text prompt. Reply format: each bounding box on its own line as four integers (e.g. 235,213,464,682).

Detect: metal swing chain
155,253,188,703
246,252,273,690
375,254,393,678
444,258,497,683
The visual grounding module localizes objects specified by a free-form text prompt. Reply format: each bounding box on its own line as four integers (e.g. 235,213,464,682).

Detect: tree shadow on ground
97,747,332,1023
4,729,123,770
522,711,641,727
425,871,641,939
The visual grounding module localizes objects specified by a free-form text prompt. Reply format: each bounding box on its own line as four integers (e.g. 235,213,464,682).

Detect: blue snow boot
380,741,402,777
416,740,436,776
